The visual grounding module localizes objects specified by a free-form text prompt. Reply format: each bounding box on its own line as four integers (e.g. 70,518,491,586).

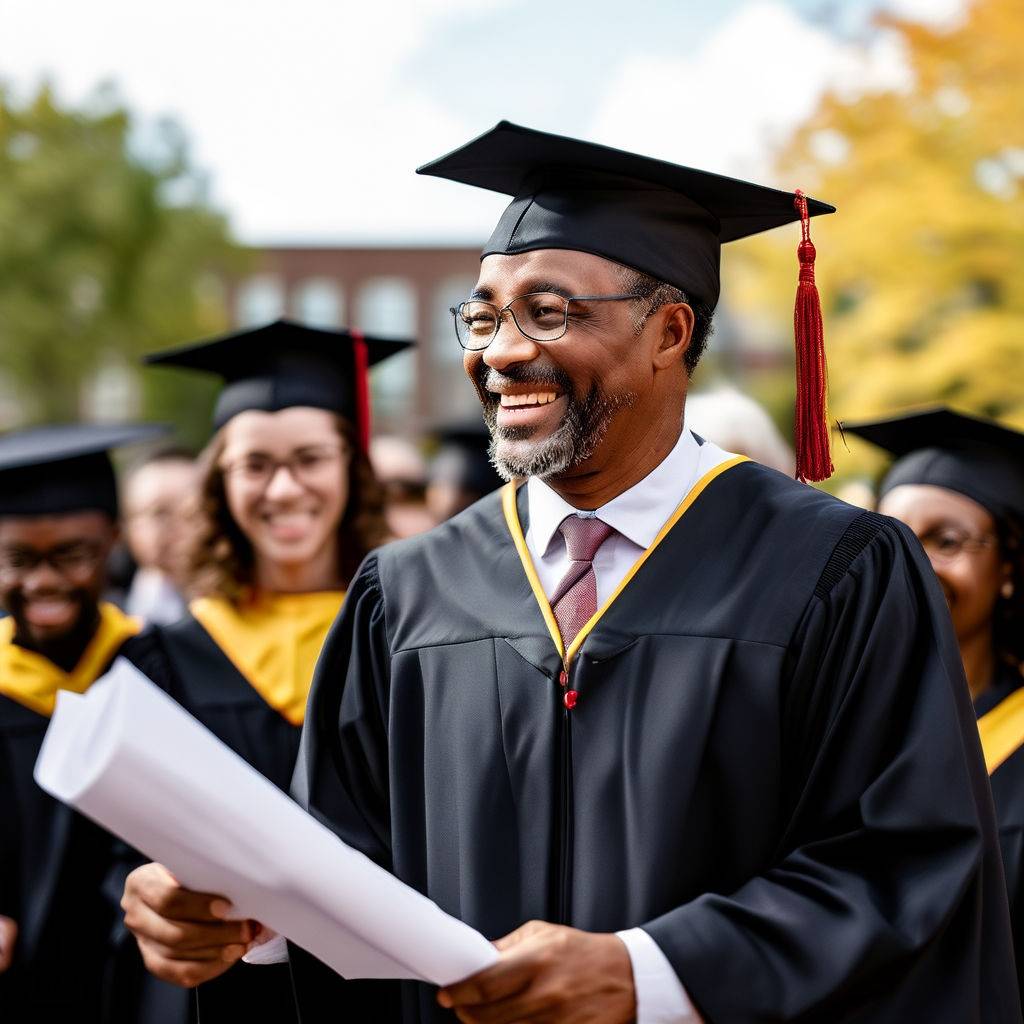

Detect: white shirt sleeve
616,927,704,1024
242,931,289,965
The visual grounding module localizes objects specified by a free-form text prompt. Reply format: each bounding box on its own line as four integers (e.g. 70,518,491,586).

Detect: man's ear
652,303,695,371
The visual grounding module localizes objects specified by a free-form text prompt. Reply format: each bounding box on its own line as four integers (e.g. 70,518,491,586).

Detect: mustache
474,363,574,399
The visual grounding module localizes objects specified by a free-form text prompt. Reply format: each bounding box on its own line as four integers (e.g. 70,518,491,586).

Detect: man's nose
481,315,541,373
22,560,64,593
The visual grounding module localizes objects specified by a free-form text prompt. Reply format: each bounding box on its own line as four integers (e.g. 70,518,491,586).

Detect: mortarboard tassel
350,329,371,452
792,189,833,483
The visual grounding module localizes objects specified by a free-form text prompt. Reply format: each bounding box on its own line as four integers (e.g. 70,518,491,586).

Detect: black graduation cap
418,122,836,482
842,407,1024,522
144,319,414,448
416,120,835,310
429,419,504,498
0,423,167,519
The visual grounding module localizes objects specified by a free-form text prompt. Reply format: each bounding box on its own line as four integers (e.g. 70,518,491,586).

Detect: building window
431,273,481,417
356,277,417,420
294,278,343,329
235,274,285,327
433,274,477,366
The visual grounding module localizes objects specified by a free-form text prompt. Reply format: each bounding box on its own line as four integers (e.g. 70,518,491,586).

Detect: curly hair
995,511,1024,672
183,414,389,601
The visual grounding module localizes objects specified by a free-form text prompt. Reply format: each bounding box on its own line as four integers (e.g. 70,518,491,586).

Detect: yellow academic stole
190,590,345,726
978,683,1024,776
0,603,141,717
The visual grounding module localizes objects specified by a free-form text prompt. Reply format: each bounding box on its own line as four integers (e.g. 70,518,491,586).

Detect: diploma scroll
34,658,498,986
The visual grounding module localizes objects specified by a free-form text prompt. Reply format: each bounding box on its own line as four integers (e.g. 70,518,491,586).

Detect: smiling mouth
23,596,78,628
260,510,319,535
494,391,561,408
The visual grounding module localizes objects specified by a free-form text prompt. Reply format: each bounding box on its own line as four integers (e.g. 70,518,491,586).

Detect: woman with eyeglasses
134,320,410,788
846,407,1024,989
125,320,410,1021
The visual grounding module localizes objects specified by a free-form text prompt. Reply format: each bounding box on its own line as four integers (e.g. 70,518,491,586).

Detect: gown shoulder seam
813,511,887,600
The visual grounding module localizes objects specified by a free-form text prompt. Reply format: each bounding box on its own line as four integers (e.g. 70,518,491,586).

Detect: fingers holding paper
437,921,636,1024
122,862,259,987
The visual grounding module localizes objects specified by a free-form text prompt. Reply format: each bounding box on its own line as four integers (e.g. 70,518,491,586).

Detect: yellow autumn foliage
728,0,1024,486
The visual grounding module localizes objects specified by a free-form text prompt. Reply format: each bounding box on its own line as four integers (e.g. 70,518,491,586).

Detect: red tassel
350,329,371,452
792,190,833,483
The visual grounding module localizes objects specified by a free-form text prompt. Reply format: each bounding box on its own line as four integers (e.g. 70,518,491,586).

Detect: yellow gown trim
0,603,141,717
977,684,1024,776
501,456,749,667
190,590,345,726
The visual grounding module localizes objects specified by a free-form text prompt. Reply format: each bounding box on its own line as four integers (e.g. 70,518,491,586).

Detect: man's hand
121,863,259,988
0,915,17,973
437,920,636,1023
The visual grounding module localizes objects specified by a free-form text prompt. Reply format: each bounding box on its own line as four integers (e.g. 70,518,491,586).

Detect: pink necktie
551,515,614,649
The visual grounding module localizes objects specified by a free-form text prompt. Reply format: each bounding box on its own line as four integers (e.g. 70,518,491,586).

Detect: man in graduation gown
0,422,191,1022
122,123,1020,1022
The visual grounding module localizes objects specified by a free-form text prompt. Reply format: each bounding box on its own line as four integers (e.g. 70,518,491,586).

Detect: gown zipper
556,660,576,924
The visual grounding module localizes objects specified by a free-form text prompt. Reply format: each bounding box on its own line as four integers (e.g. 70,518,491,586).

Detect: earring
1002,581,1015,599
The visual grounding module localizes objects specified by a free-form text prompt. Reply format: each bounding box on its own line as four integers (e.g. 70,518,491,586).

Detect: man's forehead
474,249,624,295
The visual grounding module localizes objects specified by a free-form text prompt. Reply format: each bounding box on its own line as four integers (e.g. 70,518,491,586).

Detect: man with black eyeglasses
0,423,188,1023
124,123,1020,1022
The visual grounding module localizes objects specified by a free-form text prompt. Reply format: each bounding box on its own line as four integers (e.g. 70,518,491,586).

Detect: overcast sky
1,0,966,245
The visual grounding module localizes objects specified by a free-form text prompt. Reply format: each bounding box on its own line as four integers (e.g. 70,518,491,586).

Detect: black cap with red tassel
792,190,833,483
143,320,413,444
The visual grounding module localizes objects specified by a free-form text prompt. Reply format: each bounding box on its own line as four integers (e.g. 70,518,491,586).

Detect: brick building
228,245,485,435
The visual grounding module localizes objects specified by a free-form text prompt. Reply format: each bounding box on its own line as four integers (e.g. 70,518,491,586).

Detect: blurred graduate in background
426,419,504,523
847,407,1024,991
121,446,198,625
127,319,410,1020
0,423,185,1023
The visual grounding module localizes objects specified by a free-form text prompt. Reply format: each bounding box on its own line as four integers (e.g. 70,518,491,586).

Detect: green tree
0,82,244,446
728,0,1024,484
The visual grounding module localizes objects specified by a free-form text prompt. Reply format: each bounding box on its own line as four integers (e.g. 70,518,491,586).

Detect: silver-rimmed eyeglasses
450,291,643,351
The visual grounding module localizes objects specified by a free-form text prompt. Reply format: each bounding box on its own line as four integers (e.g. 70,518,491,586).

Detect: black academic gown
977,666,1024,996
0,631,188,1024
0,691,117,1022
290,459,1020,1023
127,614,303,1023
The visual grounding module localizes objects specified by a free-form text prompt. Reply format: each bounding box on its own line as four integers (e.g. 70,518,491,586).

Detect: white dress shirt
525,428,735,1024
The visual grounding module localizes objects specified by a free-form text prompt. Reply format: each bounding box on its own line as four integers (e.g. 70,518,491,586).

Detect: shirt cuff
242,931,289,965
615,927,703,1024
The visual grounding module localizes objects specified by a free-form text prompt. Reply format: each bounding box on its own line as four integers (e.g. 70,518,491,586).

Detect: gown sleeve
291,553,393,866
644,517,1021,1023
287,554,403,1019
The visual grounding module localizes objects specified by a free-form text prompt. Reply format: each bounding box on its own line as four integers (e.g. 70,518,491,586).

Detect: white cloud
588,2,912,187
0,0,510,243
0,0,929,243
884,0,968,28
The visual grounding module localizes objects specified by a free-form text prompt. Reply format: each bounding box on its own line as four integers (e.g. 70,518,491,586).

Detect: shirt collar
526,428,704,556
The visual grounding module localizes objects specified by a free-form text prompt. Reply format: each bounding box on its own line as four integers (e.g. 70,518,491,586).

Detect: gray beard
483,387,635,482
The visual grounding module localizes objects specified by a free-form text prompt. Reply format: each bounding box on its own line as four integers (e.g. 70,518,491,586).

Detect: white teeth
499,392,558,408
